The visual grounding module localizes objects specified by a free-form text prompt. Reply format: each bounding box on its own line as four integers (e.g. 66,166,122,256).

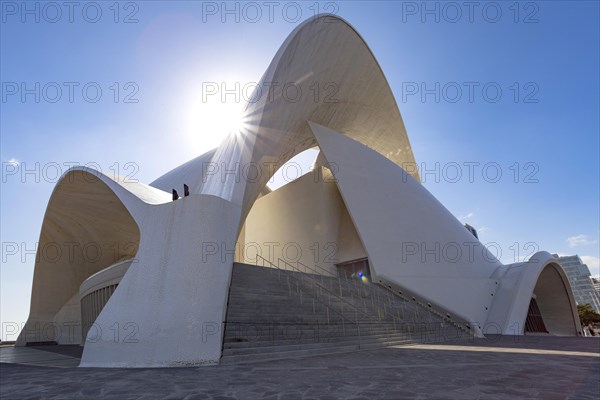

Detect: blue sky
1,1,599,339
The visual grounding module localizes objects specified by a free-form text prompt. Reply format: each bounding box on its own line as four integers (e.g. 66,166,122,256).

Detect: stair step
220,340,420,365
222,337,415,355
221,262,471,364
223,332,419,347
223,329,450,344
220,344,362,364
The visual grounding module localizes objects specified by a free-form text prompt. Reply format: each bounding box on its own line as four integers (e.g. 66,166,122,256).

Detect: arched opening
234,148,368,276
529,263,579,336
17,169,140,345
524,296,548,333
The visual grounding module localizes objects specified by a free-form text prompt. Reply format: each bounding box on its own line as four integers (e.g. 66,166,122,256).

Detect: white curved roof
18,15,581,366
151,15,419,217
150,148,217,194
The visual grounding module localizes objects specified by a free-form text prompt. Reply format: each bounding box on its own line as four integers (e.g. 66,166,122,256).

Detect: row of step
221,263,469,364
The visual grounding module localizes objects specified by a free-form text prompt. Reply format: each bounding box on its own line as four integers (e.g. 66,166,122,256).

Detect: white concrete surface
200,15,419,218
17,15,581,369
79,259,133,299
16,168,150,347
79,195,241,367
240,167,366,273
489,252,581,335
309,122,580,337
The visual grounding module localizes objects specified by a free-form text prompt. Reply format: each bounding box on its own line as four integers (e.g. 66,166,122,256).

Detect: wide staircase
222,258,473,364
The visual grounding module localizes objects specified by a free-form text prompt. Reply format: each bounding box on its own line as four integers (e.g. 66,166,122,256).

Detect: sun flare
182,80,248,152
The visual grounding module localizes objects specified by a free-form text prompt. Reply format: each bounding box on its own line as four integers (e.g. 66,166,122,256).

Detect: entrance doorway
336,258,370,282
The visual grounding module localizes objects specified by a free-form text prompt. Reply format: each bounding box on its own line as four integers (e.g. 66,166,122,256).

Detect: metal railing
377,276,474,338
287,259,473,341
289,260,412,335
241,256,471,344
254,255,364,345
277,258,380,325
268,256,442,341
293,259,421,325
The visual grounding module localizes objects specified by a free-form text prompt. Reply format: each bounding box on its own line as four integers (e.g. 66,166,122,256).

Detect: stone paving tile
0,337,598,399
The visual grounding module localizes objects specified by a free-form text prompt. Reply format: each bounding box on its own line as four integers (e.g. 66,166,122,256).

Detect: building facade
16,15,581,368
592,278,600,295
555,255,600,313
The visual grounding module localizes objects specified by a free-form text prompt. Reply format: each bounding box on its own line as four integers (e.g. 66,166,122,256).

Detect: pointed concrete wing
309,122,579,336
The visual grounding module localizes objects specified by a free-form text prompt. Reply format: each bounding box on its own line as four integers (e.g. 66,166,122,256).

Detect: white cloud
459,212,474,220
5,158,19,166
582,256,600,268
581,256,600,279
566,234,598,248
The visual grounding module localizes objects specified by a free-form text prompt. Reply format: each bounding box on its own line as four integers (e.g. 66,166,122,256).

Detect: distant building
592,277,600,295
555,255,600,313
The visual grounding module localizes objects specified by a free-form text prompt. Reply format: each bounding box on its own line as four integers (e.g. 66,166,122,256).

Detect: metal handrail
280,259,435,342
295,259,420,326
293,259,474,341
294,259,404,323
251,256,466,343
376,276,474,337
254,255,363,345
277,258,379,325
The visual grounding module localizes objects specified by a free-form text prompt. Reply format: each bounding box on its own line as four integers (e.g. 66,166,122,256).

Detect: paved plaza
1,336,599,399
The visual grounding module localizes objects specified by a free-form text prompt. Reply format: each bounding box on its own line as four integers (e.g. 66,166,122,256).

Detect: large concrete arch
487,251,581,336
198,15,419,219
533,263,580,335
79,194,242,367
76,15,425,367
17,166,241,366
16,169,144,345
17,15,581,368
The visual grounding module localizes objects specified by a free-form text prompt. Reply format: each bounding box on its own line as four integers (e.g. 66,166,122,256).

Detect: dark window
525,297,548,333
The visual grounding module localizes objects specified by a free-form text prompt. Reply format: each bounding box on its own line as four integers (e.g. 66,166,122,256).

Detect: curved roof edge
200,14,419,216
487,251,581,335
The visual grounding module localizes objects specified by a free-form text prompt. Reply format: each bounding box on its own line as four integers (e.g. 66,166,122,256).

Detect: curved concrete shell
184,15,418,216
17,15,581,367
489,252,580,336
16,168,162,346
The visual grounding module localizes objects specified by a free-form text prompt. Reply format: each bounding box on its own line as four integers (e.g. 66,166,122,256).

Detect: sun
182,80,248,152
